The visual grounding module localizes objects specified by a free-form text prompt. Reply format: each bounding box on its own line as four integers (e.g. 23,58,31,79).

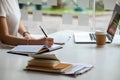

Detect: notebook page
48,44,63,51
11,45,44,53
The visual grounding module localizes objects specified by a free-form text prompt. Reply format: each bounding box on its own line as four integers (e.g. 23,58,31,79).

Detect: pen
39,26,48,37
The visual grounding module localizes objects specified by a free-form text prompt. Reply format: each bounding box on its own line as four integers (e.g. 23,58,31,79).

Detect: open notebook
74,2,120,43
7,44,62,56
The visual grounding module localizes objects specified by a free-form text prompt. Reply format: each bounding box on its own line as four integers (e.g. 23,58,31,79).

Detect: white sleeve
0,0,6,17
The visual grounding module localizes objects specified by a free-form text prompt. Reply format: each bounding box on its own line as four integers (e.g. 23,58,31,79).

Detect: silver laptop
74,2,120,44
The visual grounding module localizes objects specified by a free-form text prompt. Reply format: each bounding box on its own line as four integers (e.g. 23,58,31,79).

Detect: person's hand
39,37,54,47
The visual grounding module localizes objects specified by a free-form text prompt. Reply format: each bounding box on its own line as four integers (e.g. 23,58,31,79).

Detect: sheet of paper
21,9,28,20
78,14,89,26
31,34,71,45
33,10,42,21
47,0,57,6
62,13,73,24
64,63,93,75
77,0,89,8
64,65,85,74
32,0,42,5
103,0,116,10
48,44,63,51
11,45,44,53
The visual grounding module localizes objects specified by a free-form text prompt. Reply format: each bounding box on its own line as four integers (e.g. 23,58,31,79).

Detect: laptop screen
107,3,120,41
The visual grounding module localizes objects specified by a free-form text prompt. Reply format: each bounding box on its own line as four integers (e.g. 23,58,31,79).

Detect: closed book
26,63,74,73
28,59,60,68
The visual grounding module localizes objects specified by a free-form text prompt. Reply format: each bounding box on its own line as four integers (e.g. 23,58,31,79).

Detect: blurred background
18,0,119,35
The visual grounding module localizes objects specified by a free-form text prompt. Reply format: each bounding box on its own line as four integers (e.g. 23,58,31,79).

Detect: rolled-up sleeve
0,0,6,17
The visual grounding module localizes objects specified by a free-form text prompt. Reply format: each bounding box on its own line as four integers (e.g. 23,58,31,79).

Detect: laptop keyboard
106,34,112,41
89,33,112,41
89,33,96,40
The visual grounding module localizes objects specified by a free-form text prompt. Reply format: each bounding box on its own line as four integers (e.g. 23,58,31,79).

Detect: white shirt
0,0,21,48
0,0,21,36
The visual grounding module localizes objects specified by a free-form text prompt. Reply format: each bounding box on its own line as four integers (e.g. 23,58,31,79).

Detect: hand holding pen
39,26,65,45
39,26,54,47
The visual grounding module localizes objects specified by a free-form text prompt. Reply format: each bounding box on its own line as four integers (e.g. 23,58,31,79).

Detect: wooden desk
0,30,120,80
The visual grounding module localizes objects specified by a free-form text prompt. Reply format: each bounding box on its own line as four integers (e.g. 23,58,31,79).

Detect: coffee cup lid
95,31,107,35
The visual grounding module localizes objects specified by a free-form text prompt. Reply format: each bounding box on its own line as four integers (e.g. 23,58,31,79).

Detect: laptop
74,2,120,44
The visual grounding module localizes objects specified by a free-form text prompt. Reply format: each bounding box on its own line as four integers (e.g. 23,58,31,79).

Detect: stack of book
26,54,74,73
25,54,93,76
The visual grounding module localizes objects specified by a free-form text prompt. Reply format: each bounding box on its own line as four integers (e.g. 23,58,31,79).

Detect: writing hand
39,37,54,47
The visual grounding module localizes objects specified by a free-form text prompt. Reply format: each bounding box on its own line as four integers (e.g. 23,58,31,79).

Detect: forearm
1,34,46,46
18,21,27,35
18,21,32,39
1,35,28,45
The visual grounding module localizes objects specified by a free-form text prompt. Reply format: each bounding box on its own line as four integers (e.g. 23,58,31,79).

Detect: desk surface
0,30,120,80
